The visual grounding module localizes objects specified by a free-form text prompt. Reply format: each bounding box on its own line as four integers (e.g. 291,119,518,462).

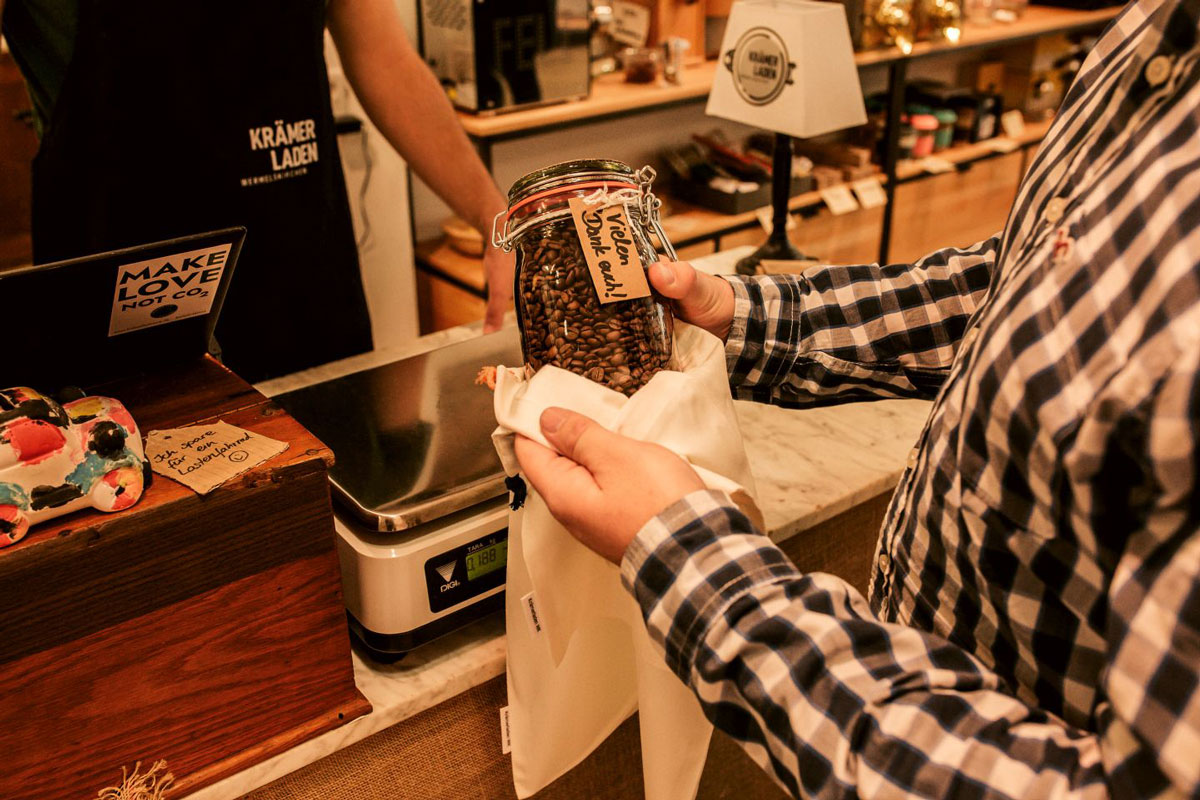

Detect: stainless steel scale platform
274,330,522,662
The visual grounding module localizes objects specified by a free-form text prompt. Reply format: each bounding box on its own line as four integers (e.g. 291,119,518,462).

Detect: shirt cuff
722,275,756,374
620,488,801,682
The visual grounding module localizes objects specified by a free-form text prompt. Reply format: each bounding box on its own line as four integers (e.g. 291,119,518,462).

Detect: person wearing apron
1,0,512,382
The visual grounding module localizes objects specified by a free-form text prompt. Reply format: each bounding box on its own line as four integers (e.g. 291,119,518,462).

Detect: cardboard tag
819,184,860,215
145,421,288,495
980,137,1020,154
568,197,652,305
851,178,888,209
109,243,232,336
1001,109,1026,138
522,591,545,637
611,0,651,46
920,156,956,174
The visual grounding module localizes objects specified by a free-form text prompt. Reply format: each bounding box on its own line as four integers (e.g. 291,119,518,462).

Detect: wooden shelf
894,115,1053,180
853,4,1121,67
418,117,1051,282
458,61,718,140
455,5,1120,142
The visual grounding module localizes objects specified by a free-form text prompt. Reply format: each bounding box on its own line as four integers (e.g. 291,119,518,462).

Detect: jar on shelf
493,160,676,396
910,113,939,157
620,47,660,83
863,0,915,53
932,108,958,150
915,0,962,42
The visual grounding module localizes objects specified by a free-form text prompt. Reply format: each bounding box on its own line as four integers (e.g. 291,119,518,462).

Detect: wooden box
0,357,370,800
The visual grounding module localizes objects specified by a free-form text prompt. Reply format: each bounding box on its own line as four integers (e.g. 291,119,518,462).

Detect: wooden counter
0,356,369,800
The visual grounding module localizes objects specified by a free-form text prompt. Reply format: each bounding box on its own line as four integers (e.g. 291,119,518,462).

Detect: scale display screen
424,528,509,613
466,540,507,581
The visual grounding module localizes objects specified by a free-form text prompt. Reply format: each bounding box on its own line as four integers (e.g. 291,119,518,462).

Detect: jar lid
507,159,637,206
905,103,933,115
911,114,939,130
934,109,958,123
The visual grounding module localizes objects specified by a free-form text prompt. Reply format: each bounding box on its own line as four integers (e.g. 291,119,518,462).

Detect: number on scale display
465,540,508,581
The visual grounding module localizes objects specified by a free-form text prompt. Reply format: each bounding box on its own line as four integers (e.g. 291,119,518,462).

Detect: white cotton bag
491,322,763,800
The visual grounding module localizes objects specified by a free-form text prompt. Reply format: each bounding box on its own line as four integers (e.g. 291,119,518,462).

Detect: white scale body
275,331,522,662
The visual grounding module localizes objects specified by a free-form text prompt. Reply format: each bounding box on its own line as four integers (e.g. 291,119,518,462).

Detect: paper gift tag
921,156,956,174
851,177,888,209
980,137,1020,154
146,421,288,494
819,184,860,215
1001,109,1026,138
611,0,651,46
568,197,652,305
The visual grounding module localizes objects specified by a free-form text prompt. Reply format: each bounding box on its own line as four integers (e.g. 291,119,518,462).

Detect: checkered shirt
621,1,1200,797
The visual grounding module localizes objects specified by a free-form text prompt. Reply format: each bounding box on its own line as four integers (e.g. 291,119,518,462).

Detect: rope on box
96,760,174,800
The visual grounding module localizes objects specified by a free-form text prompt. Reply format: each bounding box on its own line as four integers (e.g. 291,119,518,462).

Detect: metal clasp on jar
492,165,677,262
635,166,677,262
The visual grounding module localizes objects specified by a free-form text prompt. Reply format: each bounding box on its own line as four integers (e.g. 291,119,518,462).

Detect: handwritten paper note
611,0,651,46
819,184,861,216
145,422,288,494
569,197,652,305
851,178,888,209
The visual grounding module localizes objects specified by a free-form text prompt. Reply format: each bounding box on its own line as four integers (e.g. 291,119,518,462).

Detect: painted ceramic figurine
0,387,149,548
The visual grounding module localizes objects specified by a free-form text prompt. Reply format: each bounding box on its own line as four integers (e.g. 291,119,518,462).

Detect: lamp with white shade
707,0,867,274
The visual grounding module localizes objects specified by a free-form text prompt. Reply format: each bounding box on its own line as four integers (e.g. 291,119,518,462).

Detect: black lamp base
735,236,807,275
735,131,809,276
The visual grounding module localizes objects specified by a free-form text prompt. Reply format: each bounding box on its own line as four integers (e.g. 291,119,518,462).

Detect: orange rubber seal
506,180,640,221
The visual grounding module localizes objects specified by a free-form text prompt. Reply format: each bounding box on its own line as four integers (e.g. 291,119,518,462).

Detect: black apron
31,0,374,383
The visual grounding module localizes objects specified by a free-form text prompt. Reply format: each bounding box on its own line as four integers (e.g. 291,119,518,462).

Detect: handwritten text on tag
145,421,288,495
569,197,652,305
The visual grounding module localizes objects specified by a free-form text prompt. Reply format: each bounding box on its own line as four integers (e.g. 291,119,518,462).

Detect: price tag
1001,109,1026,138
920,156,956,174
500,707,512,755
755,205,798,233
979,137,1020,153
819,184,860,216
611,1,651,47
569,197,652,305
851,178,888,209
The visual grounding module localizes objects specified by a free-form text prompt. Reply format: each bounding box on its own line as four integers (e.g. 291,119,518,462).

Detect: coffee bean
514,211,673,396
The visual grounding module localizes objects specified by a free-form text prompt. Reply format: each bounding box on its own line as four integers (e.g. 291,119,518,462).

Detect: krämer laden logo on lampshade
723,27,796,106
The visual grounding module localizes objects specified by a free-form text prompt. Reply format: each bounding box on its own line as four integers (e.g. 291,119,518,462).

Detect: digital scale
274,330,523,662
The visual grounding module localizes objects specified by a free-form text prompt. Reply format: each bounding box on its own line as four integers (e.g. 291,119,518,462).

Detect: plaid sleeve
621,488,1197,800
1097,344,1200,798
723,237,997,407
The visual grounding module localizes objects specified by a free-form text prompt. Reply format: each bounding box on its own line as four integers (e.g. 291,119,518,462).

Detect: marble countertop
183,248,931,800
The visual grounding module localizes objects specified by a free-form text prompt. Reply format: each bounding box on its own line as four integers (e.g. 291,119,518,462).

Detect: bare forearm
328,0,505,234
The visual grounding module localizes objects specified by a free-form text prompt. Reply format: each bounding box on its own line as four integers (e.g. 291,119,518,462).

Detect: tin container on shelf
910,113,940,157
932,108,958,150
863,0,915,52
493,160,676,396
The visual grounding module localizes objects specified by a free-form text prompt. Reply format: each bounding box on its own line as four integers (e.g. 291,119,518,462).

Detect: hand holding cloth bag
491,321,764,799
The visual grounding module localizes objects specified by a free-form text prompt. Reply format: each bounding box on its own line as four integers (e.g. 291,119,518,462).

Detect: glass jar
915,0,962,42
863,0,915,53
493,160,676,396
932,108,958,150
910,114,939,157
620,47,660,83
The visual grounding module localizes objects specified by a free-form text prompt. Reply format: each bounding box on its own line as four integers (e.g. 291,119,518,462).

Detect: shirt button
878,552,892,572
1145,54,1174,87
907,448,919,469
1045,196,1067,224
